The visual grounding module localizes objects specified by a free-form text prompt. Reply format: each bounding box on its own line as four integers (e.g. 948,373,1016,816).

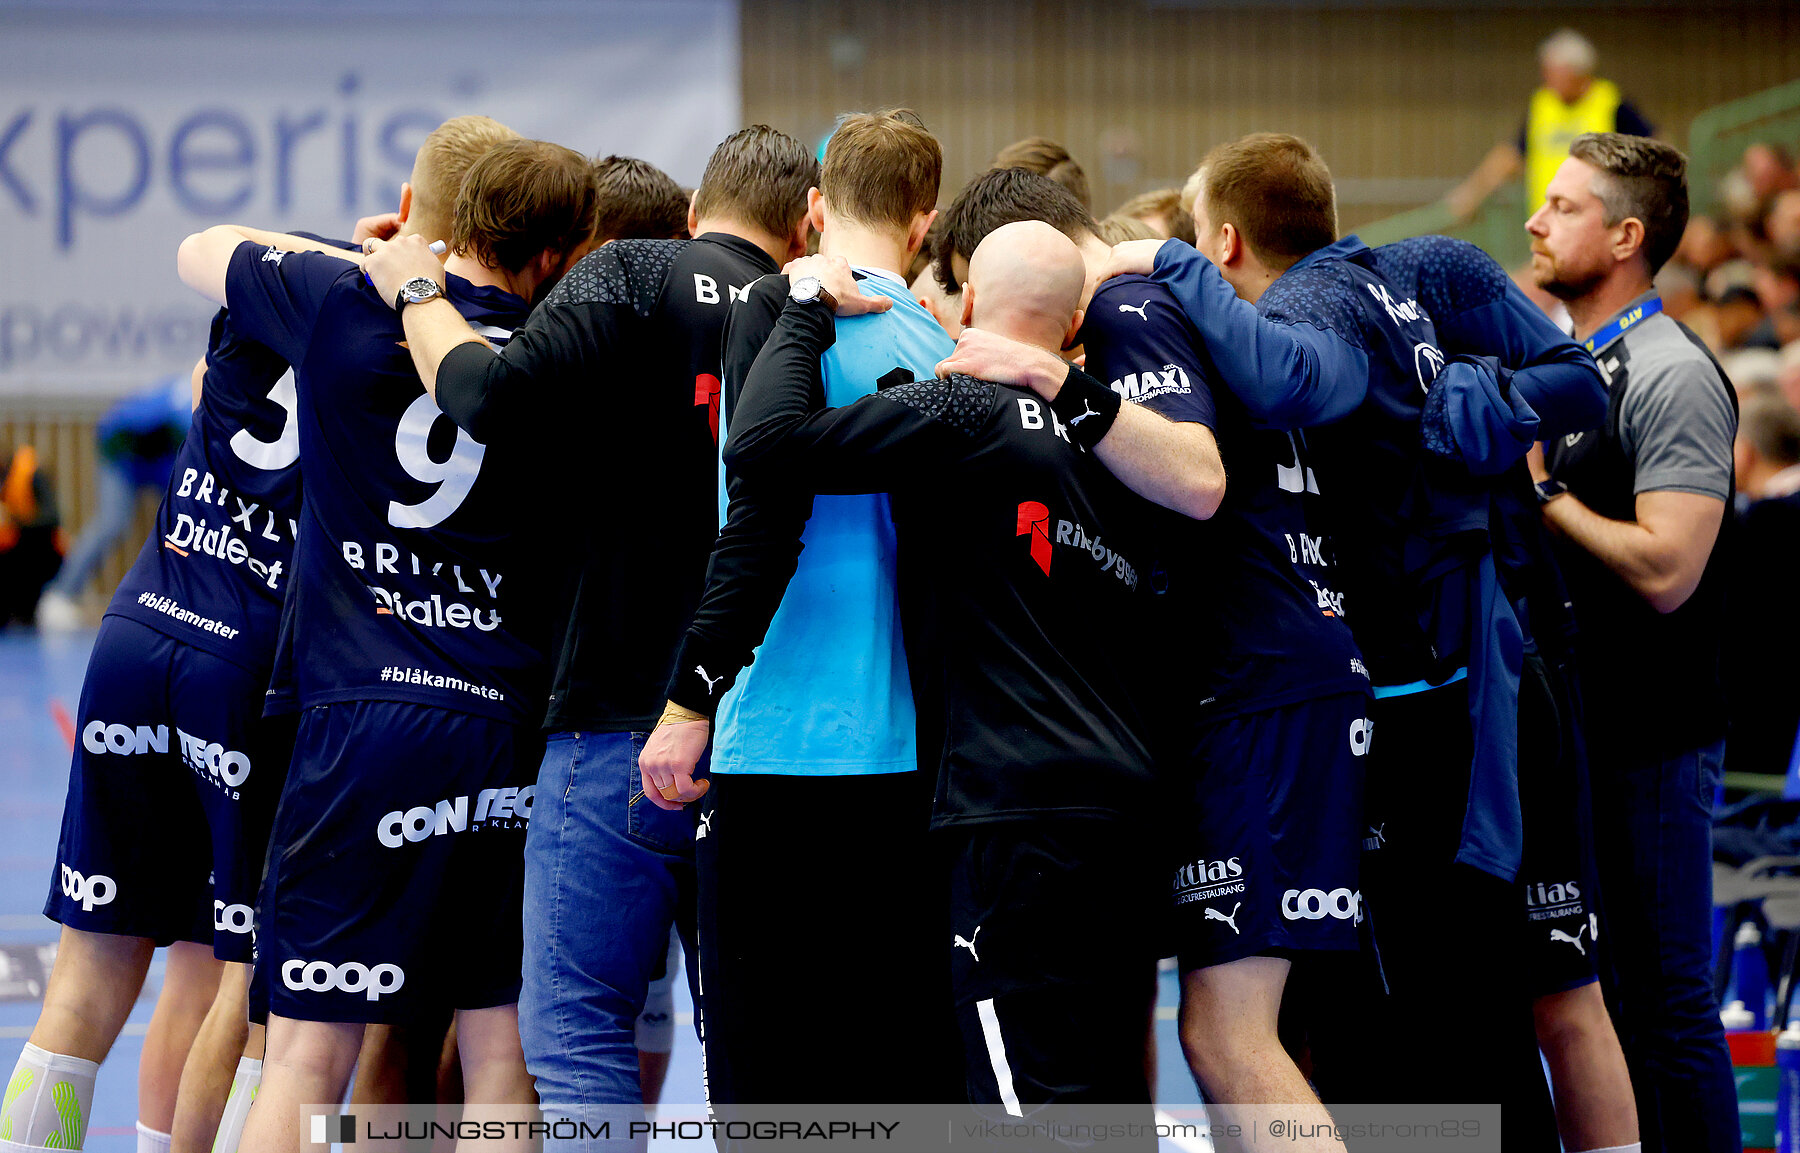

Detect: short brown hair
409,116,521,242
693,125,817,242
993,137,1091,211
1112,188,1197,245
1569,132,1690,277
452,139,598,274
821,109,942,233
590,155,689,244
934,167,1099,293
1198,133,1337,270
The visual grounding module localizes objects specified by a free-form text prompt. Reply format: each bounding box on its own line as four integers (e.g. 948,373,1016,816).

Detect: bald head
965,220,1087,351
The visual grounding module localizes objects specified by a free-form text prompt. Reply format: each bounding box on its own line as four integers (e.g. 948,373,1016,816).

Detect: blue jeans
1593,736,1742,1153
49,458,137,598
519,731,699,1151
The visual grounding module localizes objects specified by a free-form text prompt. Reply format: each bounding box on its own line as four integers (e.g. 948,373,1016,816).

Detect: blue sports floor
0,628,1207,1152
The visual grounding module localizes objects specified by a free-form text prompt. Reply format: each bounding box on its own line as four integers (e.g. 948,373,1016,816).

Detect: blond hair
407,115,521,243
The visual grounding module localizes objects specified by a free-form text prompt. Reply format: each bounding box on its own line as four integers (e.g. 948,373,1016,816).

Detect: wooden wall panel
742,1,1800,228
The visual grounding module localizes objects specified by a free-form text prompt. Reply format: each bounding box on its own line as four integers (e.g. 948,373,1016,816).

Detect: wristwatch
1534,478,1569,506
394,276,444,313
788,276,838,313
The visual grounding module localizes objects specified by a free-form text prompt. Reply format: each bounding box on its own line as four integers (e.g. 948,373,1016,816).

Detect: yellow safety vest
1526,78,1623,211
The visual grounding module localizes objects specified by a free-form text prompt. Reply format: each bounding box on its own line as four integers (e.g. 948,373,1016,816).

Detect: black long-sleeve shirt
665,274,811,717
432,232,778,732
722,299,1159,828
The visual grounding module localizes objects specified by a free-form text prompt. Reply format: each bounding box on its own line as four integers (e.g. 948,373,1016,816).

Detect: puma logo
1204,902,1243,935
695,666,724,695
1118,302,1149,321
953,926,982,962
1550,925,1589,956
1068,400,1102,427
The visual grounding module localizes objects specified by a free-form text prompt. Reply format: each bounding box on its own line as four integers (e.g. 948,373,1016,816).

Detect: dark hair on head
933,167,1099,293
1197,132,1337,270
1568,132,1690,277
590,156,689,244
452,138,599,274
822,108,942,232
993,136,1092,211
693,125,817,242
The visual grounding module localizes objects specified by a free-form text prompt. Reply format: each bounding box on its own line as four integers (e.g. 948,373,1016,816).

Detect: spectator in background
1113,187,1197,245
992,135,1092,211
590,156,689,245
1447,28,1654,224
1743,143,1798,205
1766,189,1800,259
37,373,192,631
1750,258,1800,348
1779,341,1800,412
1727,390,1800,781
1715,285,1774,351
0,443,62,627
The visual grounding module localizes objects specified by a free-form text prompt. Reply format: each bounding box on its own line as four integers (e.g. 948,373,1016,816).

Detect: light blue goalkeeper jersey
711,268,952,775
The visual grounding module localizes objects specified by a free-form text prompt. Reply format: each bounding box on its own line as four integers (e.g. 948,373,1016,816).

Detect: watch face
791,277,822,303
402,277,441,304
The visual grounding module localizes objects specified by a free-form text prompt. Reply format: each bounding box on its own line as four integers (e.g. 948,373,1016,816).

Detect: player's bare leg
0,927,152,1151
1179,957,1343,1152
236,1016,360,1153
169,961,251,1153
453,1006,534,1153
1534,983,1639,1152
139,945,225,1148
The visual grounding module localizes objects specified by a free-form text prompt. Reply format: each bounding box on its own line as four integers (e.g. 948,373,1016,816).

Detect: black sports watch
788,276,838,313
394,276,445,313
1534,478,1569,506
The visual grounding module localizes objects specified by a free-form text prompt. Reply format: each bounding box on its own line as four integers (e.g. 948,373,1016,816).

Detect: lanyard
1583,296,1662,354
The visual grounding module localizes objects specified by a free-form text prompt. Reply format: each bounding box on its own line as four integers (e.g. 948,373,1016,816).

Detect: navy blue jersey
1082,275,1366,718
1150,236,1547,879
222,242,547,724
108,308,303,672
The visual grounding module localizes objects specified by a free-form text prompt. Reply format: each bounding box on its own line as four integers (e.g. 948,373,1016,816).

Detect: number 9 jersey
108,306,304,675
221,242,548,725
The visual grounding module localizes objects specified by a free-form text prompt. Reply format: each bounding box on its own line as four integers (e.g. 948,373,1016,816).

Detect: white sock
0,1043,99,1151
1573,1144,1641,1153
209,1058,261,1153
134,1123,170,1153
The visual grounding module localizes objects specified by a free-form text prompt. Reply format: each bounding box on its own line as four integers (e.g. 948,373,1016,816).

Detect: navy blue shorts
1168,692,1370,969
1516,653,1598,996
258,699,542,1024
48,614,293,962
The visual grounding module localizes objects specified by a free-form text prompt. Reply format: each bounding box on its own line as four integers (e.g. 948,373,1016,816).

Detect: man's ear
1063,307,1085,351
397,182,413,226
905,209,938,259
807,188,827,235
786,216,811,263
960,282,977,329
686,190,701,239
1613,217,1648,266
1218,222,1242,269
